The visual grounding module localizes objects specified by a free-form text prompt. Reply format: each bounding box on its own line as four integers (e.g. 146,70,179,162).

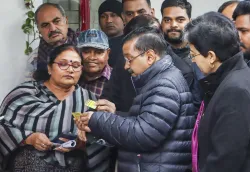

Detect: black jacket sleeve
89,80,181,152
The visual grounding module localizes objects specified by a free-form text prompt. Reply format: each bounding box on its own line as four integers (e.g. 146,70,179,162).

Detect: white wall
0,0,42,102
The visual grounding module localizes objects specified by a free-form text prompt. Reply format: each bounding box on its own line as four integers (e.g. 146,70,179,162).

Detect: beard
164,29,184,45
241,42,250,61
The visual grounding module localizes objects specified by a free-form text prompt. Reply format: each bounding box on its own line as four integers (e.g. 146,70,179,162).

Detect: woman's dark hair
123,14,161,36
218,1,239,13
33,44,83,81
123,26,167,58
185,12,240,62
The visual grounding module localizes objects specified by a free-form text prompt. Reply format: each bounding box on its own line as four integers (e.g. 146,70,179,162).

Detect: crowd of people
1,0,250,172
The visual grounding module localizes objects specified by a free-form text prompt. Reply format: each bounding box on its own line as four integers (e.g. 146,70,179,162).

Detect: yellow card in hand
72,112,82,120
85,100,97,109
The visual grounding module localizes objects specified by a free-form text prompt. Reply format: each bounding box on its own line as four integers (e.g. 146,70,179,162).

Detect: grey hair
35,3,66,24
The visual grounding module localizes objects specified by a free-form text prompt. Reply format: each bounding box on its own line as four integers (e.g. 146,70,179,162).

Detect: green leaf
27,11,34,18
26,18,31,25
28,47,33,53
25,48,29,55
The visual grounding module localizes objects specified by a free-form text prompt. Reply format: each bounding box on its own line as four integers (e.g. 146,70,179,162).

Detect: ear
151,8,155,17
146,49,157,65
207,51,217,64
47,65,52,75
65,16,69,24
106,48,111,60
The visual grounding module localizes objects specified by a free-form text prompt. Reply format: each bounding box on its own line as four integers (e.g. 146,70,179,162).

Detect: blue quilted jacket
89,55,195,172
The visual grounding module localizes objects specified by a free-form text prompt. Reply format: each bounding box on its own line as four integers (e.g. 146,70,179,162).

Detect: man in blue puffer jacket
76,27,195,172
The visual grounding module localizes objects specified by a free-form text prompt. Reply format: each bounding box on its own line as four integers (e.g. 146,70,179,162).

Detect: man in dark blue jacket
76,27,195,172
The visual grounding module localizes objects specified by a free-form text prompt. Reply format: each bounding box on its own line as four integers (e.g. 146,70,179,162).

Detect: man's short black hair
218,1,239,13
161,0,192,18
185,12,240,62
123,14,161,36
122,0,151,7
123,27,167,58
233,1,250,20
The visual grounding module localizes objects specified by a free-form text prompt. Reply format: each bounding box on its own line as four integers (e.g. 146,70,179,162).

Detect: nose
124,61,130,70
67,65,74,72
84,51,97,61
107,15,112,23
49,23,56,31
171,20,178,28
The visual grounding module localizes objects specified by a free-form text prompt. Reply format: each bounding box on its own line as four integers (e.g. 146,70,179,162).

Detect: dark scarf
37,28,77,70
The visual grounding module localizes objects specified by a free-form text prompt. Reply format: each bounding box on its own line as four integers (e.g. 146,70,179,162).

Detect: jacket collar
132,55,173,89
200,51,246,96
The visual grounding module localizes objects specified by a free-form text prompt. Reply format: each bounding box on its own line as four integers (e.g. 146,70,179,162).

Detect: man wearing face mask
25,3,77,80
233,1,250,66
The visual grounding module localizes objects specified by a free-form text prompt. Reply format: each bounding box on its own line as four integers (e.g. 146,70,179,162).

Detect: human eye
138,10,146,15
53,19,61,25
96,50,105,54
164,18,171,23
126,12,133,16
72,62,81,68
177,18,185,23
58,62,68,67
41,23,49,28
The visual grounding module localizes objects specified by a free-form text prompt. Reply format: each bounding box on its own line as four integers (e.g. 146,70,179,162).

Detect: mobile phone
52,132,77,144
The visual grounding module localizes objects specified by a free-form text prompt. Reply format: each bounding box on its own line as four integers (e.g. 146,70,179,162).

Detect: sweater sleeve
89,80,181,152
200,88,250,172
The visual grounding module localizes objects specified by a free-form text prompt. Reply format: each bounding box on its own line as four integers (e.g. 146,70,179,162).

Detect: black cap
98,0,123,19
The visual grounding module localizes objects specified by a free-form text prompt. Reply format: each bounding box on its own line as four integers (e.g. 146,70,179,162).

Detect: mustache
48,30,62,38
166,29,182,33
240,42,246,49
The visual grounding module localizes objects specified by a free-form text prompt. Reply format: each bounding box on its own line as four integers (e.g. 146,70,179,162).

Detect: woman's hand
25,133,52,151
96,99,116,113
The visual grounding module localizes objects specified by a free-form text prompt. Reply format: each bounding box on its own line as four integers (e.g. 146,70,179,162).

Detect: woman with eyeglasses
0,44,95,171
186,12,250,172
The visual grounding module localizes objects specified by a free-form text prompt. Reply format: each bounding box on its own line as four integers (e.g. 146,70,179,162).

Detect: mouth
106,25,115,29
50,33,61,38
85,62,98,67
63,75,74,79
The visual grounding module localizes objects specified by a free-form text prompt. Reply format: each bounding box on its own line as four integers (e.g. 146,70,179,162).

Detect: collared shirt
79,64,112,98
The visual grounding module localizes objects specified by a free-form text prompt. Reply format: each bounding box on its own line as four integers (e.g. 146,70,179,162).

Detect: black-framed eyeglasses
124,50,147,64
53,62,83,72
190,53,200,59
